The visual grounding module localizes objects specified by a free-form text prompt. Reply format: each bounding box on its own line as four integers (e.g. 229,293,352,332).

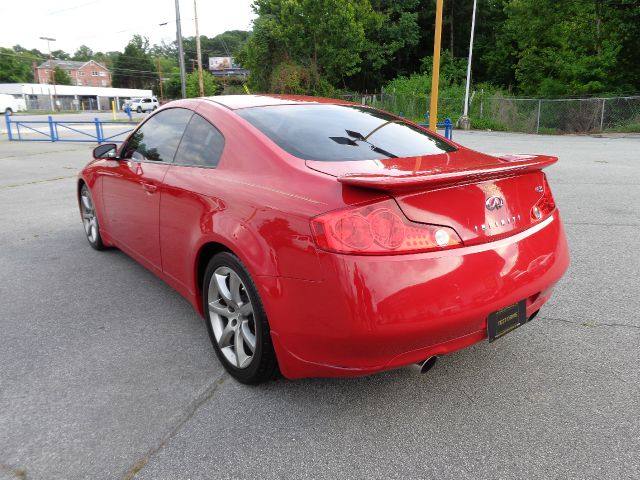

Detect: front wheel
136,106,142,113
5,108,13,116
203,252,278,384
79,184,105,250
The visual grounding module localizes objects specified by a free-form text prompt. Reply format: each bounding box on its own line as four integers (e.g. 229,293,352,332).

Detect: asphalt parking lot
0,131,638,480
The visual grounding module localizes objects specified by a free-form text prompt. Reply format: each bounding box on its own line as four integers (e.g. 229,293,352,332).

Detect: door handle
141,182,158,194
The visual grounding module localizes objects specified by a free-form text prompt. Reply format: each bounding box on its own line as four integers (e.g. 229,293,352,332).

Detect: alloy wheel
80,186,98,244
207,266,257,369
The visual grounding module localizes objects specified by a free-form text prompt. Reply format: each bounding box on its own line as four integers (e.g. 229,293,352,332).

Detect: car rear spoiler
337,155,558,192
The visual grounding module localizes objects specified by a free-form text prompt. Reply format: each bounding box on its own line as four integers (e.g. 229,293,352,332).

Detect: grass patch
468,116,509,131
537,127,561,135
605,123,640,133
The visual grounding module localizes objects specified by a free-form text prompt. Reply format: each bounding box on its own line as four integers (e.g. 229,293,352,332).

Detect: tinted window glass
237,104,456,161
124,108,193,162
174,114,225,167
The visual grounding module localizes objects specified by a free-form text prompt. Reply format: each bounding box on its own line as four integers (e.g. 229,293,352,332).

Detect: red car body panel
79,95,569,379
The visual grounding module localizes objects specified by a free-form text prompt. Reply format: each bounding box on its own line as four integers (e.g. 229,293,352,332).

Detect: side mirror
93,143,118,159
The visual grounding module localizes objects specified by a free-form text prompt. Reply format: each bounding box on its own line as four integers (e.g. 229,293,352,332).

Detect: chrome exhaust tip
419,356,438,374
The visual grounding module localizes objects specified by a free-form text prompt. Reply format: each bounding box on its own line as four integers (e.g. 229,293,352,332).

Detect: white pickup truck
0,94,26,115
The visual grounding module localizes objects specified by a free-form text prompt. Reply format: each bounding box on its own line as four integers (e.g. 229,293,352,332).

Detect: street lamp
40,36,58,111
194,0,204,96
460,0,478,130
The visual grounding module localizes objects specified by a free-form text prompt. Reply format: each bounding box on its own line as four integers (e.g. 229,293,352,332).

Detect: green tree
53,66,72,85
0,47,35,82
112,35,156,89
351,0,420,91
185,70,222,97
163,69,182,99
73,45,94,61
93,51,120,70
601,0,640,91
420,50,468,86
51,49,70,60
483,0,637,95
237,0,377,93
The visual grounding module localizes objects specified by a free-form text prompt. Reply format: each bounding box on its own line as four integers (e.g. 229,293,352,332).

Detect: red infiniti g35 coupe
78,95,569,384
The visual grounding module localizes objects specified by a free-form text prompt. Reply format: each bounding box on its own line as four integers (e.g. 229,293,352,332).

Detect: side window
123,108,193,163
173,114,225,168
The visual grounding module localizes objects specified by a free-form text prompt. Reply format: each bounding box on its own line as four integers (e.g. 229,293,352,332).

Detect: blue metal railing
419,114,453,140
4,112,139,144
397,112,454,140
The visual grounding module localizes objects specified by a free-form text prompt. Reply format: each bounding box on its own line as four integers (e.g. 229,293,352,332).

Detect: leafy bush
269,62,336,96
419,51,468,86
186,71,222,97
467,116,508,131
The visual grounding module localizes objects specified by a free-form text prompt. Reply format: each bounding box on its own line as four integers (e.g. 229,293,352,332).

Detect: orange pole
429,0,444,131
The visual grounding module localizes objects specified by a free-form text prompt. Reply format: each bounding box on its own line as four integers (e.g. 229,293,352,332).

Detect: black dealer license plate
487,301,527,342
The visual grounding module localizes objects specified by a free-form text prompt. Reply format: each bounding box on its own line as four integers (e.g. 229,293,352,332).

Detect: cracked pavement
0,132,638,479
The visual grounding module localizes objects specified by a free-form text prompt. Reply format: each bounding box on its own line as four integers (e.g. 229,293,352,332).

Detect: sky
0,0,256,55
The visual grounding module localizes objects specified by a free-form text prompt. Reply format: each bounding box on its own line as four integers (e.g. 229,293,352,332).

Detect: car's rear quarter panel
159,102,376,315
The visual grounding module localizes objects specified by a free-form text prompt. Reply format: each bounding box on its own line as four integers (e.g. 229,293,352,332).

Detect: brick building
36,60,112,87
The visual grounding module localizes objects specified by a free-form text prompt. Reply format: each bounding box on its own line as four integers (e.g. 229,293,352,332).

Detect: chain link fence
481,95,640,133
340,93,640,134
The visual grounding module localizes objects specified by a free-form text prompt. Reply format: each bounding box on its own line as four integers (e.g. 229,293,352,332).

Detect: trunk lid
306,151,556,245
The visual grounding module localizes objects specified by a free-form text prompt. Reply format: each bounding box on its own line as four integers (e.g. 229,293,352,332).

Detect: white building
0,83,152,111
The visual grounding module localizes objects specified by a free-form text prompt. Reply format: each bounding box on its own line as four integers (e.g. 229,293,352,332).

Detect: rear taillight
310,199,462,255
531,175,556,221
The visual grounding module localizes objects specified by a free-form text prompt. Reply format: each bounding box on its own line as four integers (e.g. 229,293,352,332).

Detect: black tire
203,252,278,384
79,184,106,251
136,106,142,113
5,108,13,116
152,106,158,111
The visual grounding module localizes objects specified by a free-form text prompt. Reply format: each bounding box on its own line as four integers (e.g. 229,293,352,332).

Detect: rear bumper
261,211,569,379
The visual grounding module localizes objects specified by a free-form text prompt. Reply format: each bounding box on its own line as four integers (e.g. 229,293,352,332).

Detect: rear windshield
236,104,456,161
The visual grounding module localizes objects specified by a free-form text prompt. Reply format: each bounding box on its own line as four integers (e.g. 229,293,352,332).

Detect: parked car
0,94,26,115
78,95,569,384
122,97,159,113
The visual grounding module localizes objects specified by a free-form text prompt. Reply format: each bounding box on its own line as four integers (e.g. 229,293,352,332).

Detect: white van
0,94,25,115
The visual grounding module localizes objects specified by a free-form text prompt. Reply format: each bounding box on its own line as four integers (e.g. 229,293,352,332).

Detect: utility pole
194,0,204,96
428,0,444,132
156,57,164,101
460,0,477,130
40,36,58,111
174,0,187,98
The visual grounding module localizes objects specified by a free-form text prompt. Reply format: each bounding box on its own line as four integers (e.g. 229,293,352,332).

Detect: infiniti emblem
485,196,504,211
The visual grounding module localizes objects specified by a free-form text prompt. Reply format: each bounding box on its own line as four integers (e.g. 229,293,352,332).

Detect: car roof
203,94,352,110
